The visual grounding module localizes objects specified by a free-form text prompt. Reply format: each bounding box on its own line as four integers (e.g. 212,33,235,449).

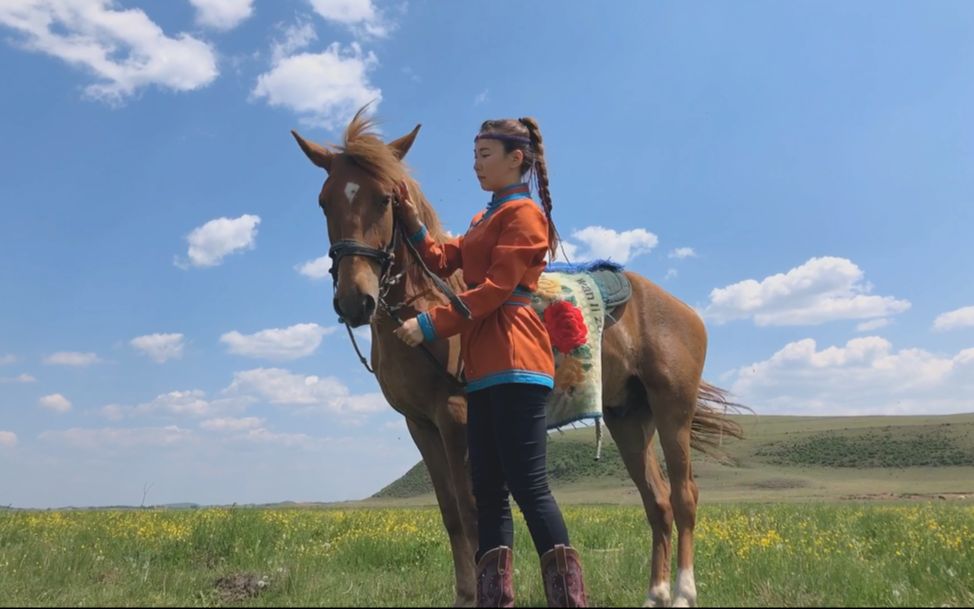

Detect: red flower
544,300,588,354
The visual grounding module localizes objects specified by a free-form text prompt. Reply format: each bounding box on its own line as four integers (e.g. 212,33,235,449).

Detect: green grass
1,504,972,607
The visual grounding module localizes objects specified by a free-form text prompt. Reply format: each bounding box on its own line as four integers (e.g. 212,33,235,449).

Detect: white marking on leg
644,581,671,607
344,182,360,205
671,568,696,607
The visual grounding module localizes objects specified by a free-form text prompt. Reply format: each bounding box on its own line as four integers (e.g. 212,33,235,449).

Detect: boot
475,546,515,607
540,544,588,607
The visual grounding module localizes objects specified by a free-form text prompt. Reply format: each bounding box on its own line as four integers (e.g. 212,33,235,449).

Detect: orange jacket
412,183,555,392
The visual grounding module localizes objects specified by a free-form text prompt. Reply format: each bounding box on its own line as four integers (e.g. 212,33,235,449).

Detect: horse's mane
338,109,466,304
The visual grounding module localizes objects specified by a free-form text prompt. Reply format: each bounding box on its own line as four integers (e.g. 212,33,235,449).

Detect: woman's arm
416,201,548,342
396,181,464,279
407,225,464,279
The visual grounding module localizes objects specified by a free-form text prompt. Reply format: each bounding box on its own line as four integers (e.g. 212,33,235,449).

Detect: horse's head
292,110,421,327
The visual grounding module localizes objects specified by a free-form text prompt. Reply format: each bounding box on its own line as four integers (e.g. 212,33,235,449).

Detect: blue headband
475,133,533,147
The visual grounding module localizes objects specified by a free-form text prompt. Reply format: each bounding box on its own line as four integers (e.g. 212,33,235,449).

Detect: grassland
1,503,971,607
2,414,972,606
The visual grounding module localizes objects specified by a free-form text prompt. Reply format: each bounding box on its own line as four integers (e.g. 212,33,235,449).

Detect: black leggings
467,382,570,561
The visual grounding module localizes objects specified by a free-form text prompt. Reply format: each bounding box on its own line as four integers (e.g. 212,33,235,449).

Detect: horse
291,107,744,607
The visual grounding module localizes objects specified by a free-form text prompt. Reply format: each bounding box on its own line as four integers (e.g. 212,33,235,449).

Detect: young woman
393,118,588,607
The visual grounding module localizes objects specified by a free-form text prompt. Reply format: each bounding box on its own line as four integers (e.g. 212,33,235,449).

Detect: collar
489,182,531,207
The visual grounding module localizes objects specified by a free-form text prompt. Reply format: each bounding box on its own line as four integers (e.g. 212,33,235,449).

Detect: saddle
545,260,632,325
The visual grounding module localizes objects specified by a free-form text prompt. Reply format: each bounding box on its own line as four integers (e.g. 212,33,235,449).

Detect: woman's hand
394,317,424,347
393,180,422,234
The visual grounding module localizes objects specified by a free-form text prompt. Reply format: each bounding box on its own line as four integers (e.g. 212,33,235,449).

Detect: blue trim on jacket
474,183,534,227
465,369,555,393
416,312,438,342
408,224,428,245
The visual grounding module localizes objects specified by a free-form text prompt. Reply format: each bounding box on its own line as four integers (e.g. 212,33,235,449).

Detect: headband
474,133,532,147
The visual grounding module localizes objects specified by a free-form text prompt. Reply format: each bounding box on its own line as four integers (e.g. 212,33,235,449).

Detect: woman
393,117,588,607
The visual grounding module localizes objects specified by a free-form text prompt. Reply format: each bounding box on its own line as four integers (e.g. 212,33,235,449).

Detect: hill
366,413,974,505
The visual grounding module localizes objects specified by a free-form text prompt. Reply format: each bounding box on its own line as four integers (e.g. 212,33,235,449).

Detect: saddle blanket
531,266,610,431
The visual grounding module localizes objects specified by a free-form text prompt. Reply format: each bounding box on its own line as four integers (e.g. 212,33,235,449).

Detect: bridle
328,190,469,389
327,210,400,313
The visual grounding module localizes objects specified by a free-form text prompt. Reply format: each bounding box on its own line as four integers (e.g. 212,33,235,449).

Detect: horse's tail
690,380,750,463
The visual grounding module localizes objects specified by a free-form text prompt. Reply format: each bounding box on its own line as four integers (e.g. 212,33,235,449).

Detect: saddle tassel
594,417,603,461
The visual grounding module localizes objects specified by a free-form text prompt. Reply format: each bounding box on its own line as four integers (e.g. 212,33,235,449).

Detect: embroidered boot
540,544,588,607
475,546,515,607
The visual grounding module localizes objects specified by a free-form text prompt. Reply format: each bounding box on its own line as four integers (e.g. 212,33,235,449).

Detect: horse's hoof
671,568,697,607
644,582,672,607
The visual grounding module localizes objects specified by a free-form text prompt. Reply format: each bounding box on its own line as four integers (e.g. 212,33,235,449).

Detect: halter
327,215,399,303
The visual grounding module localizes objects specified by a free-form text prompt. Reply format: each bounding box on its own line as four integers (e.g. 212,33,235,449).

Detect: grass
1,504,972,607
5,415,973,606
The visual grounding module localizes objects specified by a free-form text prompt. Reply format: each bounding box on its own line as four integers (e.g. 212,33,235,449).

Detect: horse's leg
603,396,674,607
434,396,480,598
406,416,477,607
654,393,699,608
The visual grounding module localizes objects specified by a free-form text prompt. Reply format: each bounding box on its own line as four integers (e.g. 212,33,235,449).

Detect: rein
329,194,468,389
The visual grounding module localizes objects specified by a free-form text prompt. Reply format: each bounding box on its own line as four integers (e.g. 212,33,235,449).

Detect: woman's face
473,138,524,192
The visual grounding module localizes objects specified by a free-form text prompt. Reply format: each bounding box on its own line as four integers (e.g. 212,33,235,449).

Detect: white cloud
549,240,579,264
474,89,488,105
308,0,391,39
0,0,218,103
188,0,254,31
200,416,263,432
44,351,100,366
231,427,317,447
271,18,317,64
39,393,72,413
728,336,974,416
352,326,371,344
100,390,248,420
223,367,387,416
382,418,406,432
857,318,890,332
0,354,15,365
665,268,678,280
220,323,335,360
0,431,17,447
252,42,381,130
702,256,911,327
560,226,658,264
40,425,194,450
296,255,332,280
669,247,697,259
130,333,185,363
934,305,974,332
178,214,260,268
0,373,36,384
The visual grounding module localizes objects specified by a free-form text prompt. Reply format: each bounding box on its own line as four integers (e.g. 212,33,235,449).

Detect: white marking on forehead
344,182,360,205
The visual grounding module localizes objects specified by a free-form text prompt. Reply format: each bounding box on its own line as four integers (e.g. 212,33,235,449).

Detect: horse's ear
388,124,421,160
291,130,333,171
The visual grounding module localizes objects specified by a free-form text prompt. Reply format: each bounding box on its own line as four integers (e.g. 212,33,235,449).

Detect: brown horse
291,108,743,608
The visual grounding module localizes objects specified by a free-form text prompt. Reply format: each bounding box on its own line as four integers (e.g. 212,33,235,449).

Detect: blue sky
1,0,973,508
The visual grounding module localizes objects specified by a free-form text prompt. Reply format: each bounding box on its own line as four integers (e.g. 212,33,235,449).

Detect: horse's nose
333,293,376,327
361,294,376,320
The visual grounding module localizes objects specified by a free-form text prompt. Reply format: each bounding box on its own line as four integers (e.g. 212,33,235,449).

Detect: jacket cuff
408,224,428,245
417,312,438,342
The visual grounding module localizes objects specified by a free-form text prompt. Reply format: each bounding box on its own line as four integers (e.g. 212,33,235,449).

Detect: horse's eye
379,194,392,207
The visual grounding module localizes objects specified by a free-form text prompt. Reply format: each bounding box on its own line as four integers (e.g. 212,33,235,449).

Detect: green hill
368,413,974,505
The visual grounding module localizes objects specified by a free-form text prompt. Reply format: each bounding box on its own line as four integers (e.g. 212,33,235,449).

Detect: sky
1,0,973,509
